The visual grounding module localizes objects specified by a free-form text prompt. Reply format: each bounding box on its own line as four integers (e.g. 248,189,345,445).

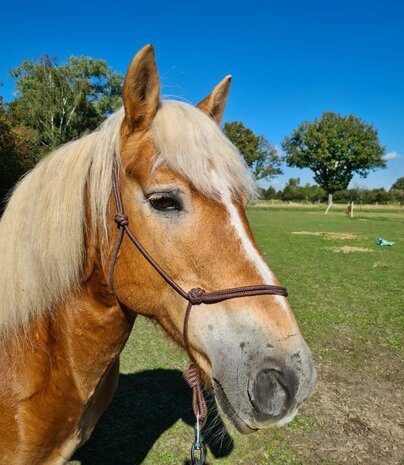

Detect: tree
282,112,386,206
223,121,282,181
0,96,39,207
389,188,404,204
8,54,123,151
301,183,326,202
368,188,390,204
286,177,300,188
391,177,404,191
258,186,278,200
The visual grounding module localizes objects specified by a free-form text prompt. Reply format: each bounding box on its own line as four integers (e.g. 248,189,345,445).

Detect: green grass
248,208,403,364
69,208,403,465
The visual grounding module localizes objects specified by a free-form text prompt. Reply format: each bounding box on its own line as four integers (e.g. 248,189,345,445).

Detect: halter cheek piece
108,163,288,424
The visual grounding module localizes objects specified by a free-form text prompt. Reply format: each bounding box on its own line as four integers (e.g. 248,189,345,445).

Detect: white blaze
222,190,289,310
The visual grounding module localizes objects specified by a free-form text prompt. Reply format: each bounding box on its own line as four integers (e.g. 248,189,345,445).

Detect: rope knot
183,364,208,420
183,364,200,388
188,287,205,305
114,213,129,228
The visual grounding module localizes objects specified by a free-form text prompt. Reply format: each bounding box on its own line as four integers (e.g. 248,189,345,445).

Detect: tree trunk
325,192,333,215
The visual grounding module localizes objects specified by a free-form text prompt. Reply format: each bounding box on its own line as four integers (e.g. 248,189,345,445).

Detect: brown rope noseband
108,163,288,424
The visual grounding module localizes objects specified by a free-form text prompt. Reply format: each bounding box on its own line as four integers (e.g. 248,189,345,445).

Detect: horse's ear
196,75,232,124
122,44,160,131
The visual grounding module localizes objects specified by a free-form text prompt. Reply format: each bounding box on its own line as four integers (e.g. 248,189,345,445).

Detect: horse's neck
0,254,136,465
53,212,137,399
6,249,135,403
52,263,136,399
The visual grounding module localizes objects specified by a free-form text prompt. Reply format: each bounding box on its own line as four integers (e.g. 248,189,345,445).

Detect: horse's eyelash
147,190,178,198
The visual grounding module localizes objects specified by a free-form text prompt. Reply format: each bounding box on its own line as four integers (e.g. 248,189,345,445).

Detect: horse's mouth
212,377,257,434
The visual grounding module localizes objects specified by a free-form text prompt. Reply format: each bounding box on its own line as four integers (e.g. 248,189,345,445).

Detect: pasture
69,205,403,465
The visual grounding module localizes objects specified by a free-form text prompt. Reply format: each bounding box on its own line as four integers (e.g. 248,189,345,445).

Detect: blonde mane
0,109,123,337
0,100,255,336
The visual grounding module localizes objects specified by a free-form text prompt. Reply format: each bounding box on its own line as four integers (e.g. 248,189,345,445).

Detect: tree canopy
0,55,123,211
8,55,123,151
259,181,404,205
0,97,39,205
223,121,282,181
391,177,404,191
281,112,386,203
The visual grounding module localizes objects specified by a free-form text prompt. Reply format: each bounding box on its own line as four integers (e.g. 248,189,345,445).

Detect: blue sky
1,0,403,189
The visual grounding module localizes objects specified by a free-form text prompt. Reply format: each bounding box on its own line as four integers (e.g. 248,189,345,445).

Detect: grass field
69,206,403,465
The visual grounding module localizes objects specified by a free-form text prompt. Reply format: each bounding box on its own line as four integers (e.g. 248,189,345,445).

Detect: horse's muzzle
212,346,316,433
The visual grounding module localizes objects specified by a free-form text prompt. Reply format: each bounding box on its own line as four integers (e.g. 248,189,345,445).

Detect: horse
0,44,316,464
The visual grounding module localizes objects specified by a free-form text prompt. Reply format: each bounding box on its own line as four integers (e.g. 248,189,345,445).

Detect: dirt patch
324,232,363,240
372,261,389,268
326,246,373,253
292,231,324,236
288,363,404,465
292,231,363,240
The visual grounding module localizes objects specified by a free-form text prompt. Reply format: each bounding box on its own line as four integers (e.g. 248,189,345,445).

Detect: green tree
301,183,326,202
391,177,404,190
286,177,300,188
282,178,304,202
368,188,390,204
258,186,278,200
0,97,39,208
9,54,123,151
223,121,282,181
282,112,386,205
389,189,404,204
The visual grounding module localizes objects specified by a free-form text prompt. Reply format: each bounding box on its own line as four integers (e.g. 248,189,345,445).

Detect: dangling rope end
183,364,208,421
184,364,207,464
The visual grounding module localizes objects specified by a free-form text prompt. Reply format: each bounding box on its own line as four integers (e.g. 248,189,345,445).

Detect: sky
1,0,403,190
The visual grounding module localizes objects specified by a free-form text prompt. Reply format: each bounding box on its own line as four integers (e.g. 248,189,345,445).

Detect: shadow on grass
73,369,234,465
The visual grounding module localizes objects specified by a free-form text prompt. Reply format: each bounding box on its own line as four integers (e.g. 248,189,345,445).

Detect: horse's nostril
249,369,290,418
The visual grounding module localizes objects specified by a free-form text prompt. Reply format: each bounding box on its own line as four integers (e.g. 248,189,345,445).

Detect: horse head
104,44,316,433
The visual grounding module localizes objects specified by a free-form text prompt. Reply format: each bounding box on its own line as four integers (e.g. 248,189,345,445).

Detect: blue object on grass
377,237,395,246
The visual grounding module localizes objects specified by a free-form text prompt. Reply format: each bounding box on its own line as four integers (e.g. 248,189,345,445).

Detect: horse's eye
148,194,181,212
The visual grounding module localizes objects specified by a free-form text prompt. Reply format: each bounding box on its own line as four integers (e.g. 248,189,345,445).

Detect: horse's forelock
151,100,257,201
